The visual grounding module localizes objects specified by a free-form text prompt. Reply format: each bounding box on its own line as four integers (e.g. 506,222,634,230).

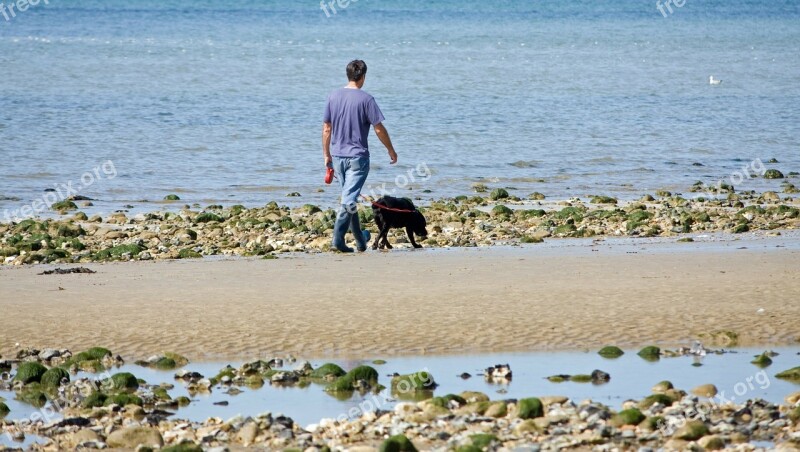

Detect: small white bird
709,76,722,85
690,340,707,356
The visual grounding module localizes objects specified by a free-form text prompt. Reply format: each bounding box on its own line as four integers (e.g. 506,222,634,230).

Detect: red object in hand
325,167,334,184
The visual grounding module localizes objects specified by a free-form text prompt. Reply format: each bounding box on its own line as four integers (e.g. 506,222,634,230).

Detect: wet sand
1,236,799,361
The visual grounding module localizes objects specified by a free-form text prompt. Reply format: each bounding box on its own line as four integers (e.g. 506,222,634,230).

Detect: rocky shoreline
2,347,800,451
1,186,799,265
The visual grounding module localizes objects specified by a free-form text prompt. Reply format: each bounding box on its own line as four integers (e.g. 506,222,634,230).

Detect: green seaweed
598,346,625,358
518,397,543,419
325,365,379,392
13,362,47,384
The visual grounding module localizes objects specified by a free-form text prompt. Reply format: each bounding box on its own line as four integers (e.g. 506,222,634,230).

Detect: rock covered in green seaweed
598,346,624,358
517,397,544,419
310,363,346,380
378,434,418,452
775,366,800,382
391,371,437,395
13,362,47,384
325,365,379,392
610,408,645,426
637,345,661,361
40,367,70,389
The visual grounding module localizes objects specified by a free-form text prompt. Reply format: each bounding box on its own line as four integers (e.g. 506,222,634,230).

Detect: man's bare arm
322,122,332,167
373,123,398,164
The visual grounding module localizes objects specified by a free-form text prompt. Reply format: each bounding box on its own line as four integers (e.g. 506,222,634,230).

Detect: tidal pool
1,347,798,430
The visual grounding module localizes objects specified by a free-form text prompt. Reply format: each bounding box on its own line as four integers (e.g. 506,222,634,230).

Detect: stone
310,363,346,379
70,347,111,362
776,366,800,382
83,391,107,408
540,395,569,406
489,188,509,200
106,426,164,449
611,408,645,426
41,367,70,389
698,435,725,450
325,365,378,392
196,213,223,223
591,369,611,382
597,346,624,358
518,397,544,419
639,393,675,409
13,362,47,384
673,420,709,440
514,419,541,435
69,429,101,448
235,422,259,446
591,196,617,204
652,381,674,393
484,401,507,418
178,248,202,259
637,346,661,361
751,353,773,367
394,402,420,416
764,169,784,179
378,434,418,452
109,372,139,391
38,349,61,361
391,371,437,394
788,406,800,422
460,391,490,403
425,394,466,409
52,200,78,211
456,401,490,416
786,391,800,405
691,384,718,397
469,433,498,449
491,205,514,217
663,439,689,450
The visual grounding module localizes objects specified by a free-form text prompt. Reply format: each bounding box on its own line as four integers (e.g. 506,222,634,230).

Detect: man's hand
324,155,332,168
374,123,398,164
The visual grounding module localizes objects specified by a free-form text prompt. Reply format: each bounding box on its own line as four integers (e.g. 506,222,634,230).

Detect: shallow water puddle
0,431,50,449
1,347,798,429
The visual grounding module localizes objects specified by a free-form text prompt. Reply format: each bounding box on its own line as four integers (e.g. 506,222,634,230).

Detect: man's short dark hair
346,60,367,82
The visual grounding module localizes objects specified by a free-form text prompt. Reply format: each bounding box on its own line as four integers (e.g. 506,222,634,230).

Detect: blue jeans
332,156,370,251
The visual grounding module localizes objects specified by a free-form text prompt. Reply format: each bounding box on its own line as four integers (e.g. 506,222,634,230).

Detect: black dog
371,196,428,249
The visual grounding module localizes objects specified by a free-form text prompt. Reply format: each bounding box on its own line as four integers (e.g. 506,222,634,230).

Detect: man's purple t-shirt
323,88,385,158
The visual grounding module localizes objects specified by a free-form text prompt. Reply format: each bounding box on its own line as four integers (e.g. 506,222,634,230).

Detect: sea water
0,0,798,219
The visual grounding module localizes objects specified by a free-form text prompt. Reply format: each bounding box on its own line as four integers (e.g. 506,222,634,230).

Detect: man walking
323,60,398,252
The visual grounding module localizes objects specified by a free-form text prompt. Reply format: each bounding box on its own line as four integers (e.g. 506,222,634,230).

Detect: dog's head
412,210,428,238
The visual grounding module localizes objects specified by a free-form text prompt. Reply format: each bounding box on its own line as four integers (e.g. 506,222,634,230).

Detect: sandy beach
2,235,799,361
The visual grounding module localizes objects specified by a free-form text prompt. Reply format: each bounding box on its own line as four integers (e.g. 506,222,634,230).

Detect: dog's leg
372,217,383,250
378,225,392,249
407,226,422,248
374,223,390,249
381,227,393,249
